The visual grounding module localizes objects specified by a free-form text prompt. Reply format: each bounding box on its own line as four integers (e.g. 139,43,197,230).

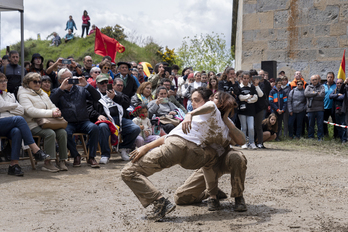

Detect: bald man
81,56,93,79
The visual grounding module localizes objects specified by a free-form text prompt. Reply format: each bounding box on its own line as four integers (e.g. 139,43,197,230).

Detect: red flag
337,49,346,81
94,27,125,62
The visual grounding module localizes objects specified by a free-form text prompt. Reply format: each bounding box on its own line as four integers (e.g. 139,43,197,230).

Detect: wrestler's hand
130,146,148,163
182,113,192,134
223,108,232,120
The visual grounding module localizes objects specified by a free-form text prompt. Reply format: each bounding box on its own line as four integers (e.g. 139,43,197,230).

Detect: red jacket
82,15,90,25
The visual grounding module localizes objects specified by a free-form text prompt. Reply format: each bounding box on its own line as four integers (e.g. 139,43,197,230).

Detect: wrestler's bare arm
130,137,165,163
223,110,246,145
182,103,215,134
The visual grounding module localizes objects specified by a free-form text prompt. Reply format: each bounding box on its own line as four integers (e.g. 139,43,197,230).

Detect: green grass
1,34,162,66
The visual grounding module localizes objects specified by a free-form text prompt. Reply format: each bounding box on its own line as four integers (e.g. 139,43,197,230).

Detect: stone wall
235,0,348,81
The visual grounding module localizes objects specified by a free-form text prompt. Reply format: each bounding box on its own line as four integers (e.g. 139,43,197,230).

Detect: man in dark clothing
80,56,93,79
50,68,101,168
0,51,26,93
114,62,138,99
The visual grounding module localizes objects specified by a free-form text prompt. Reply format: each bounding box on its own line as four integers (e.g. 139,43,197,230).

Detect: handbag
35,117,68,130
159,115,181,126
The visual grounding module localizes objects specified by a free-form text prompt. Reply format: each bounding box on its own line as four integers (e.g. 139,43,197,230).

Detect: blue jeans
238,114,254,144
65,121,99,158
98,122,111,158
288,111,306,138
308,111,324,139
335,112,347,142
113,117,141,149
0,116,35,160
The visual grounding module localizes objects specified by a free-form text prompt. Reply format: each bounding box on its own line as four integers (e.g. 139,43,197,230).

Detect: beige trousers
174,149,247,205
121,135,218,208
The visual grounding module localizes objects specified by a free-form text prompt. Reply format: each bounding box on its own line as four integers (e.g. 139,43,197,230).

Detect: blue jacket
64,33,74,40
323,82,336,109
269,86,287,113
65,19,77,31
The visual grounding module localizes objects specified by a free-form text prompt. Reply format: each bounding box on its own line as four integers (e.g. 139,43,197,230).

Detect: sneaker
249,143,257,150
58,160,68,171
147,197,176,222
256,144,263,149
34,150,50,161
99,156,109,164
119,149,130,161
207,197,220,211
42,162,60,173
87,158,100,168
241,143,249,149
234,196,247,212
8,164,24,176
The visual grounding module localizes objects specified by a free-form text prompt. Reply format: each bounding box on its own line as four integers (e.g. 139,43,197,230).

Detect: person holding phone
148,86,179,133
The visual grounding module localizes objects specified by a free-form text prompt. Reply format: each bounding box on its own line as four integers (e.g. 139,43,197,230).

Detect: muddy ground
1,142,348,232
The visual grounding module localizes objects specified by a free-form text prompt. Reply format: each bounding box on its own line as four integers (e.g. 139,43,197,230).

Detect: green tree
177,32,234,73
100,24,127,41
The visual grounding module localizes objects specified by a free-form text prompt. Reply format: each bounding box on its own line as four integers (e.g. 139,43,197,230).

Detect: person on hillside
64,29,74,43
0,50,26,93
81,10,90,38
50,32,61,46
88,24,96,35
65,15,77,32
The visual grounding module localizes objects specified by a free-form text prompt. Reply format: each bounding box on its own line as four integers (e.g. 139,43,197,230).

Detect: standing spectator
289,71,307,90
115,62,138,99
65,15,77,32
287,80,307,139
330,78,346,143
0,50,26,93
160,78,187,113
207,76,219,94
17,73,68,172
137,63,146,83
50,68,101,168
323,72,337,138
2,55,9,68
304,75,325,140
81,10,90,38
80,56,93,79
281,76,291,137
269,78,287,141
238,71,258,149
29,53,44,76
88,24,96,35
201,73,208,84
0,57,2,69
218,67,240,99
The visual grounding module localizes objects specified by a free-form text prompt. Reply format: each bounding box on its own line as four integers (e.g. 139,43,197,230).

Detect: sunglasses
297,84,303,86
99,80,108,85
103,67,110,70
94,71,101,74
32,80,42,84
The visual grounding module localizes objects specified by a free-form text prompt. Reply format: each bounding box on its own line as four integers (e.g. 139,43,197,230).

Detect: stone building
235,0,348,81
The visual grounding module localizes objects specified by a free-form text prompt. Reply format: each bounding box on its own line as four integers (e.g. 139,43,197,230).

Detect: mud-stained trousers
174,149,247,205
121,135,218,208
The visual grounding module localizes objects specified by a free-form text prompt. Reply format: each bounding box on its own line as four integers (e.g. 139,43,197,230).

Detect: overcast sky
0,0,233,52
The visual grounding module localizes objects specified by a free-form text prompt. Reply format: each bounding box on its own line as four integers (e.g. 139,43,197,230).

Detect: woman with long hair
207,76,219,94
262,113,278,143
131,82,154,107
81,10,90,38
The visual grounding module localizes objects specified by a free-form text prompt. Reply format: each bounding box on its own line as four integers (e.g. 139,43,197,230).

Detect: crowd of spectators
0,49,346,177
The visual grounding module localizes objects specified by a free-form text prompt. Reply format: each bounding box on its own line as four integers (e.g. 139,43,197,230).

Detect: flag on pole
337,49,346,81
94,27,125,62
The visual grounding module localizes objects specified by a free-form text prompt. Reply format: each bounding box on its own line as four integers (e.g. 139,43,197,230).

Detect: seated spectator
288,80,306,139
148,63,165,94
87,67,101,88
269,78,287,141
0,50,26,93
17,73,68,172
115,62,138,99
0,73,49,176
262,113,278,143
88,24,96,35
132,68,139,81
184,72,207,110
181,73,195,109
131,82,153,108
330,78,346,143
148,86,179,134
131,104,160,148
80,56,93,79
64,29,74,43
50,32,61,46
29,53,45,76
304,75,325,140
41,75,52,96
50,68,101,168
160,78,187,113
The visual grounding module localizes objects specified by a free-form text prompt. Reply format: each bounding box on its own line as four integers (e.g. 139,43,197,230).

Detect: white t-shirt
168,101,230,156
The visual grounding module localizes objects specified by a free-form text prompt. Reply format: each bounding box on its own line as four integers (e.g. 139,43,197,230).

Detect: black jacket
0,64,26,93
115,73,138,99
218,80,240,98
87,90,130,125
50,84,100,123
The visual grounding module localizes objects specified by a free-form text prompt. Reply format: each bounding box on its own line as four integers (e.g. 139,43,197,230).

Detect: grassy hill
1,34,162,67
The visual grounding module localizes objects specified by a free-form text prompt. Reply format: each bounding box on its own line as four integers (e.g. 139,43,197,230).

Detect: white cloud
0,0,232,53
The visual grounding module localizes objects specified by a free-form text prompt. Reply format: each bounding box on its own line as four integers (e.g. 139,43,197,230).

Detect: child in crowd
132,104,160,148
207,76,218,94
261,113,278,144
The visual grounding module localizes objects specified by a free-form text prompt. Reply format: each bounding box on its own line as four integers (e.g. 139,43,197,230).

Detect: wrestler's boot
234,196,247,212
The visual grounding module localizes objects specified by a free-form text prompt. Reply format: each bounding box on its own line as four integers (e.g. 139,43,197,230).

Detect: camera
62,59,71,64
68,78,79,85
